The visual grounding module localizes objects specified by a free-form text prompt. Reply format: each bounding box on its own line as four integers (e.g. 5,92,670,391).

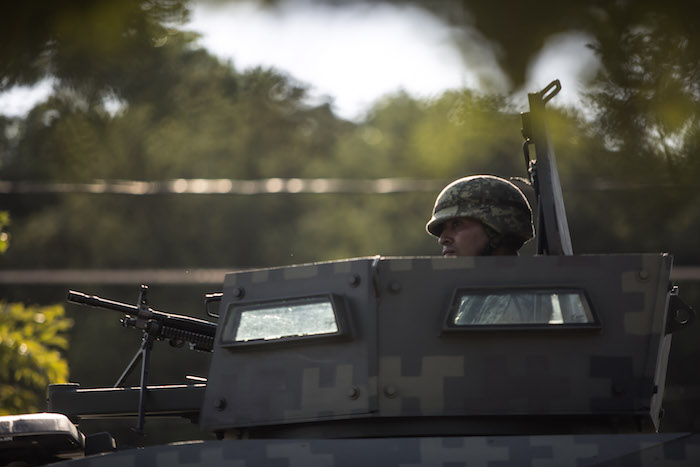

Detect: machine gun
66,285,217,433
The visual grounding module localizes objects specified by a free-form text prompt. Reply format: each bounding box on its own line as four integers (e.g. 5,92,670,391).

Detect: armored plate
50,433,700,467
201,254,674,437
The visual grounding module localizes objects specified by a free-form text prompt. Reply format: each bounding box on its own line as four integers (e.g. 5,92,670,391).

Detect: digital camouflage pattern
41,253,694,466
56,433,700,466
425,175,534,243
198,254,675,436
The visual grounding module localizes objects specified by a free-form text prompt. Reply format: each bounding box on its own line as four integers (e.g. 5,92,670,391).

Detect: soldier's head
426,175,534,256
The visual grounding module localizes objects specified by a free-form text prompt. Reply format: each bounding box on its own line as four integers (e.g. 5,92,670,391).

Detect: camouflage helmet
426,175,534,243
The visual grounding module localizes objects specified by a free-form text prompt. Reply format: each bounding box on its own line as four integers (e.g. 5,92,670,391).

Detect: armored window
219,295,348,347
444,288,597,329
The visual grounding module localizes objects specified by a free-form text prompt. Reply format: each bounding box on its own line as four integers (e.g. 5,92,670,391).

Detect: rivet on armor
638,270,649,281
232,287,245,299
612,381,625,396
388,281,402,294
214,398,227,410
347,386,360,400
384,385,398,398
348,274,361,288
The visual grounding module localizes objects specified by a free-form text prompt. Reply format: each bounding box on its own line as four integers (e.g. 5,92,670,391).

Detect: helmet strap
480,224,502,256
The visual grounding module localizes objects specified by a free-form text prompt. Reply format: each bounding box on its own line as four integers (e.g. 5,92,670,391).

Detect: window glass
222,298,339,343
450,290,594,326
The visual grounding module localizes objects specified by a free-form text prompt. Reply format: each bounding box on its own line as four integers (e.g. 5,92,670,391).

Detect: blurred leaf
0,302,73,414
0,211,8,254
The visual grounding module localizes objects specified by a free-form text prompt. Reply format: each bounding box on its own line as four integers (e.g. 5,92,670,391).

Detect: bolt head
348,274,361,287
214,398,227,410
347,386,360,400
232,287,245,299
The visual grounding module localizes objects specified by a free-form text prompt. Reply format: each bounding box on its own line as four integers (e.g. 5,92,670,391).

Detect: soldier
427,175,544,324
426,175,534,257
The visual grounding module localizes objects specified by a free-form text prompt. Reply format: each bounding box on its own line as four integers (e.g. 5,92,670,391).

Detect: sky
188,0,494,120
0,0,599,121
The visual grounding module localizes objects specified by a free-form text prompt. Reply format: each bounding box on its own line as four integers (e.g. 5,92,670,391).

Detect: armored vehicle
2,81,698,466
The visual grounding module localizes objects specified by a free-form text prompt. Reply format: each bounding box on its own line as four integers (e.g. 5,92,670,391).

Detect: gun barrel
67,290,217,339
67,290,138,314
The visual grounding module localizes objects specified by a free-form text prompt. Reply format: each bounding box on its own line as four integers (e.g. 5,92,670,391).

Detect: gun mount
65,286,216,434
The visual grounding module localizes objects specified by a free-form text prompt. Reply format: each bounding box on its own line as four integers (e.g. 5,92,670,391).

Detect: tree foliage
0,302,72,414
0,211,8,254
0,212,73,415
577,0,700,259
0,0,190,95
587,0,700,173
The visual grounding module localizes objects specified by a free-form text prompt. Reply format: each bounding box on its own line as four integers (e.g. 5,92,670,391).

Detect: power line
0,178,447,195
0,178,694,195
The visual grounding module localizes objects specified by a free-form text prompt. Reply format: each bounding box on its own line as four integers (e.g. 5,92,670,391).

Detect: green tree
580,0,700,262
0,0,190,95
0,212,73,414
0,54,350,269
0,211,8,254
586,0,699,174
0,302,72,414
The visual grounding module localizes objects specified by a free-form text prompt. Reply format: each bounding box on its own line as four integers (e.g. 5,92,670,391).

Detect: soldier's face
438,217,490,257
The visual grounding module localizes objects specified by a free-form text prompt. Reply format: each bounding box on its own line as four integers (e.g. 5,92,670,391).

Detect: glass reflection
453,291,593,325
235,300,338,342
